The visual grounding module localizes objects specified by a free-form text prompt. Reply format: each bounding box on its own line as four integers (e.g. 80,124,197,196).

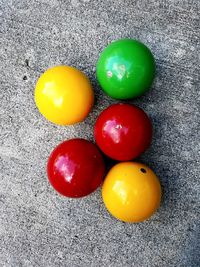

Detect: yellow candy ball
102,162,161,223
34,65,94,125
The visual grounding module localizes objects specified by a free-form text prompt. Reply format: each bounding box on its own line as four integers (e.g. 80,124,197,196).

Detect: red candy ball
47,139,105,198
94,104,152,161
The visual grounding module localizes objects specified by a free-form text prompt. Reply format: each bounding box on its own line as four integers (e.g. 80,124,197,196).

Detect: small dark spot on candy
140,168,146,173
23,75,27,80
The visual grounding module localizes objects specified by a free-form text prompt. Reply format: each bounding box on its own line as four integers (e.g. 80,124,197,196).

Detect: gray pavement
0,0,199,266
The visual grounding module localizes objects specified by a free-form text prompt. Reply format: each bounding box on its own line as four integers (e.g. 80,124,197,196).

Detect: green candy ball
96,39,156,99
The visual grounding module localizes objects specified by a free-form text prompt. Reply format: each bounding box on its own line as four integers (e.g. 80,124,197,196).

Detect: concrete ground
0,0,199,266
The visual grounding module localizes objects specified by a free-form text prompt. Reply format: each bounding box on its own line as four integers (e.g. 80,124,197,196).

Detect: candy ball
102,162,161,223
47,139,105,198
94,103,152,161
96,39,155,99
35,65,94,125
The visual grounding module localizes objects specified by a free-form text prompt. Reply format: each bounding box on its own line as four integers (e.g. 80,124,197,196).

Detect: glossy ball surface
35,65,94,125
102,162,161,223
96,39,155,99
47,139,105,198
94,103,152,161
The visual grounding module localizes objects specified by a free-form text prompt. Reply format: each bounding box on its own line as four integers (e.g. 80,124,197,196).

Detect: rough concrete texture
0,0,200,266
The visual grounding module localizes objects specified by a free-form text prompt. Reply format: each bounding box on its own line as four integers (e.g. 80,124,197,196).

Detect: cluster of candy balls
35,39,161,223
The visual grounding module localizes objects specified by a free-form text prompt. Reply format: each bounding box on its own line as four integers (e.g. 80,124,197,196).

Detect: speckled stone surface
0,0,199,266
